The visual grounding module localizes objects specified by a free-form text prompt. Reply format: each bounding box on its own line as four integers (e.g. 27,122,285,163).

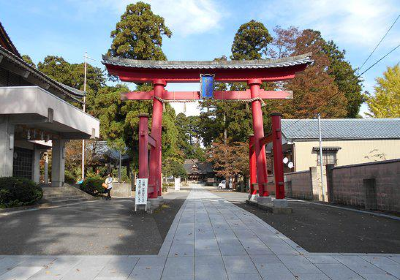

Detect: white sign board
174,177,181,191
135,178,148,211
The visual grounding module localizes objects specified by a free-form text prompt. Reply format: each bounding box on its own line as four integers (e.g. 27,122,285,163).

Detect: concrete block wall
331,159,400,213
110,183,134,198
284,170,313,200
266,175,275,195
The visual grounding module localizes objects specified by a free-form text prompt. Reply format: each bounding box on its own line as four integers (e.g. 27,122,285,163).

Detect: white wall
0,86,99,138
294,139,400,171
0,116,14,177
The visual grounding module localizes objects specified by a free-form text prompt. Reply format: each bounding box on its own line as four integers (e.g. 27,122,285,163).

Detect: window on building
313,147,341,166
317,151,338,166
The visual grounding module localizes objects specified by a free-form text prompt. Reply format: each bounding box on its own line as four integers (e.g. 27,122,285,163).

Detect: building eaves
102,53,313,70
0,22,21,57
0,45,85,102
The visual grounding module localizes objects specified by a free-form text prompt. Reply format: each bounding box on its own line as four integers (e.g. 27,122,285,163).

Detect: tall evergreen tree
231,20,272,60
103,2,181,170
108,1,172,60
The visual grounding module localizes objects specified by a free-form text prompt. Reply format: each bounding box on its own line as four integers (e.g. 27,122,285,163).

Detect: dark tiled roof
183,159,214,175
0,22,20,57
281,119,400,140
93,141,130,161
0,44,85,100
102,53,313,70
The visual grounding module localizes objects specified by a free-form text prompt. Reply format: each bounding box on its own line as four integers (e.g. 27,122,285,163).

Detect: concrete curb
290,199,400,221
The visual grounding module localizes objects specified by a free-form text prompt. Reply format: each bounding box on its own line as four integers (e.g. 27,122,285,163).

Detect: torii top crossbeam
102,53,312,83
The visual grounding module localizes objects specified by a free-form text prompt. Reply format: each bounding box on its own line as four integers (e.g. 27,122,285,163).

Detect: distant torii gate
103,53,311,205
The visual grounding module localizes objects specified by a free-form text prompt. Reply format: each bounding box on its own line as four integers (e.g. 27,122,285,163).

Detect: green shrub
162,184,169,193
64,170,76,185
80,176,104,196
0,177,43,208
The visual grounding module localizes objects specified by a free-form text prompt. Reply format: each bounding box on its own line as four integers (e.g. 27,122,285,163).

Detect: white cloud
71,0,223,36
260,0,400,48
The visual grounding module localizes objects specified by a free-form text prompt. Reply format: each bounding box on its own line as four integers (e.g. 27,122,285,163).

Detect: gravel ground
215,191,400,253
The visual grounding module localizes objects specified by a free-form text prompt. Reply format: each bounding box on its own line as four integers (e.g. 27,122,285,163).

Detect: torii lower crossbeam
122,90,293,101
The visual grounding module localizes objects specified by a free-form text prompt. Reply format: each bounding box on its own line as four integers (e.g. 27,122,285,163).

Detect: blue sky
1,0,399,116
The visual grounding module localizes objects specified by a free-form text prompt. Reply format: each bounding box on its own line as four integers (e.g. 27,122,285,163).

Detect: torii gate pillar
149,79,166,199
248,79,269,197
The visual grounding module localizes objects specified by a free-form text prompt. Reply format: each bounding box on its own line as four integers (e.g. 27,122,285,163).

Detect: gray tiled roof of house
102,53,313,70
281,118,400,140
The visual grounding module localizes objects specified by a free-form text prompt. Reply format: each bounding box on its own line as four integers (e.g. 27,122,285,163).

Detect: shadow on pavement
0,191,188,255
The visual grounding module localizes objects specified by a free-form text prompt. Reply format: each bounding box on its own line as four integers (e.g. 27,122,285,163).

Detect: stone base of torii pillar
246,198,293,214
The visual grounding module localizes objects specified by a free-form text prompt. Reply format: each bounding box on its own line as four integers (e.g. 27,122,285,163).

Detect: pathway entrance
0,184,399,279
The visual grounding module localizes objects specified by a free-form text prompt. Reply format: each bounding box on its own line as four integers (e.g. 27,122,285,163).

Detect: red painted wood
271,113,285,199
260,133,274,148
148,81,165,199
138,115,149,179
148,135,156,148
249,133,273,154
123,90,292,100
249,136,257,196
249,80,269,197
105,64,307,83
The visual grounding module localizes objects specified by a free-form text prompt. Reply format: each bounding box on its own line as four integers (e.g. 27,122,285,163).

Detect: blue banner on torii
200,74,215,99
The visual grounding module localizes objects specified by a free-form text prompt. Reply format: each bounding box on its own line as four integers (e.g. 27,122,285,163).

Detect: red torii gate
102,53,311,205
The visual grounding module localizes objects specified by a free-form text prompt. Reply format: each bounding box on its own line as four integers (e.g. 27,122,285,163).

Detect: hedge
80,176,104,196
0,177,43,208
64,170,76,185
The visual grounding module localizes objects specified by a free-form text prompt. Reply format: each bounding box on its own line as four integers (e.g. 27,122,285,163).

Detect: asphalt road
216,192,400,254
0,191,188,255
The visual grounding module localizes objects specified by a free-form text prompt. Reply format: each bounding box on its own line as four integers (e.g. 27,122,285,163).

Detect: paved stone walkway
0,184,399,279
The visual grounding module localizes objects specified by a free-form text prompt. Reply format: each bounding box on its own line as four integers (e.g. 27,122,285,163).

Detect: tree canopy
108,1,172,60
265,27,349,120
37,55,106,114
366,64,400,118
231,20,272,60
28,12,368,182
31,2,188,178
322,39,363,118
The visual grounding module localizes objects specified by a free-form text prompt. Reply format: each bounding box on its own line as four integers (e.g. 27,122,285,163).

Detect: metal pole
318,113,325,201
119,150,122,182
82,52,87,180
44,152,49,184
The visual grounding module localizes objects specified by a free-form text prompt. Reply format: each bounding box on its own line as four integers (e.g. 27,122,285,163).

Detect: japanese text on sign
135,178,148,206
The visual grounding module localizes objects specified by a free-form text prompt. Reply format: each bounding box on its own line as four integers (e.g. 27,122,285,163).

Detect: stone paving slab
0,184,399,279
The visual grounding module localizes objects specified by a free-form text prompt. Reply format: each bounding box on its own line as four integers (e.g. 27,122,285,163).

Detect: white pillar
51,139,66,187
0,116,15,178
44,153,49,184
32,145,41,184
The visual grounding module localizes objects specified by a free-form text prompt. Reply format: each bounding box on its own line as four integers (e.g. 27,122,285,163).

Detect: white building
276,118,400,172
0,22,99,186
